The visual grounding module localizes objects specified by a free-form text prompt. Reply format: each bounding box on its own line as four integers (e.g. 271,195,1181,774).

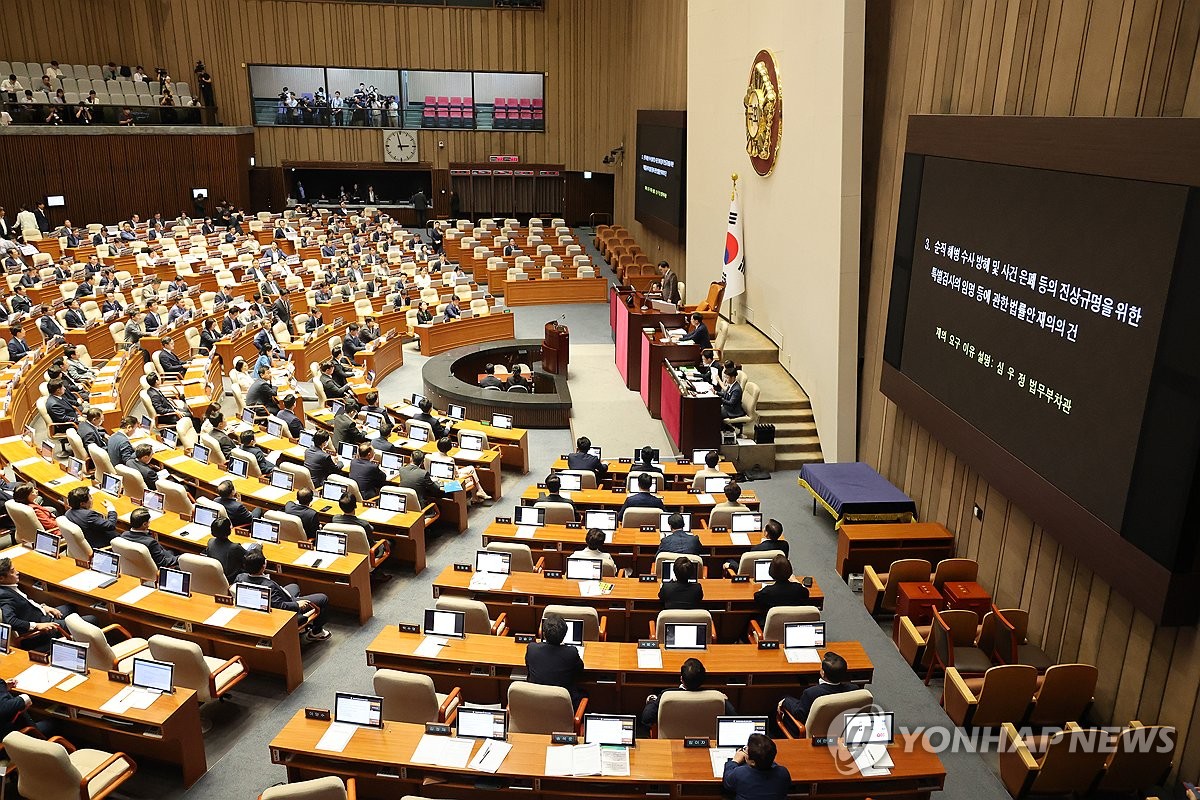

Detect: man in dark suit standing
348,444,387,501
118,508,179,568
64,486,118,550
397,451,445,508
658,513,702,556
616,472,665,520
272,290,294,336
0,557,95,652
107,417,137,468
524,612,585,705
566,436,608,481
777,652,856,731
659,261,680,305
32,202,50,235
284,488,320,540
303,431,342,487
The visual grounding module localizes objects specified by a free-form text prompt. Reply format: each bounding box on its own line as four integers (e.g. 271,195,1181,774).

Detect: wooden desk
942,581,991,616
641,331,703,419
610,287,684,392
285,324,338,380
64,321,118,359
834,523,956,580
430,565,817,642
360,334,404,381
661,361,722,453
213,323,261,369
0,649,206,785
500,277,609,306
1,541,305,690
366,629,867,715
414,312,516,356
518,486,759,513
548,458,736,488
894,583,942,638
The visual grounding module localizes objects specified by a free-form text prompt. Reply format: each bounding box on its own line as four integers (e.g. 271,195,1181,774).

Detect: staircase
722,323,824,469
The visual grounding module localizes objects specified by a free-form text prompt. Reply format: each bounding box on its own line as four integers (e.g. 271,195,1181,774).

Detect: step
724,347,779,365
773,435,823,454
756,410,814,425
776,451,825,469
756,399,812,413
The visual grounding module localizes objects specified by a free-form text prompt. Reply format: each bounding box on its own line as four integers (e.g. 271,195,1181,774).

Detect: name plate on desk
536,483,546,489
731,575,750,583
107,670,131,684
639,575,658,583
612,488,626,494
28,651,49,664
495,516,512,525
425,723,452,736
688,489,702,494
684,737,711,748
297,541,314,551
639,525,656,533
638,639,660,649
676,457,691,465
543,570,562,579
453,563,473,572
214,594,233,606
811,736,833,747
711,526,729,533
514,634,535,644
565,522,582,529
398,623,420,634
758,640,780,650
618,458,632,464
550,733,579,745
305,708,331,721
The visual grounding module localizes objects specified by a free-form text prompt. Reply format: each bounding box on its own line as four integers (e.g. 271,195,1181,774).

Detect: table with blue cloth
798,462,917,527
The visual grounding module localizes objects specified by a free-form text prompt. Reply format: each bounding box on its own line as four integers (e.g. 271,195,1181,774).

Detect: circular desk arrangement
421,338,572,428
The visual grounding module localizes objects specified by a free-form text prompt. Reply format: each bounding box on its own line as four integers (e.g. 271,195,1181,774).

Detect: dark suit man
525,613,585,705
720,368,745,420
320,365,348,399
63,486,118,549
679,313,711,349
631,445,664,477
38,313,64,342
397,453,445,508
128,446,159,491
778,652,856,729
208,420,237,462
272,295,294,336
245,378,279,412
77,412,108,451
63,306,86,330
658,558,704,609
540,474,577,515
349,447,387,501
119,510,178,568
5,329,28,359
659,262,680,305
204,518,247,580
303,433,342,487
0,557,96,651
145,375,180,425
639,658,734,733
332,404,368,451
278,399,303,439
412,400,448,439
106,419,136,467
156,340,186,377
616,472,665,519
45,381,78,428
566,436,608,480
215,481,260,527
284,490,320,539
235,550,329,640
658,515,703,556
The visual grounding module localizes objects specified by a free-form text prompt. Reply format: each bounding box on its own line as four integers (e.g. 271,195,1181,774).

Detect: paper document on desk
413,636,447,658
469,572,507,591
709,748,735,777
544,742,600,777
456,451,483,462
515,525,537,539
251,485,291,502
852,744,893,776
600,746,630,776
578,580,603,597
56,673,87,693
637,648,663,669
468,738,512,773
204,607,240,627
359,508,397,524
61,570,110,592
293,551,338,569
697,493,715,504
315,722,358,753
266,450,283,464
163,455,191,466
784,648,822,664
728,533,751,546
411,734,474,767
667,328,688,337
117,584,155,604
14,665,71,693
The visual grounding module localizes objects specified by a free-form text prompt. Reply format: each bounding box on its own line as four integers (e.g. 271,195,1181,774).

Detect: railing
2,101,218,127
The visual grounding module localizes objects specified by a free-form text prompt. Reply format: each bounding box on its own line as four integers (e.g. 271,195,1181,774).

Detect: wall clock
383,130,419,163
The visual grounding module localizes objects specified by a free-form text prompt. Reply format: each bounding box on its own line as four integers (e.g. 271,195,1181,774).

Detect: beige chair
259,776,357,800
199,433,227,467
1027,664,1098,727
542,604,606,642
230,447,263,479
1096,722,1175,794
557,469,597,489
323,474,362,504
535,501,576,525
179,553,230,596
372,669,461,724
322,523,389,570
749,605,822,643
158,478,195,517
64,613,149,673
778,688,875,739
147,634,246,703
944,665,1038,728
114,464,148,499
731,549,786,577
651,551,704,578
507,682,585,735
999,722,1111,799
87,444,116,479
6,500,47,545
278,462,316,493
65,428,88,462
931,558,979,590
485,541,543,572
657,689,729,738
57,516,92,561
265,510,309,543
2,731,137,800
723,381,761,433
621,506,662,528
109,537,160,584
862,558,932,616
434,596,507,635
649,608,714,643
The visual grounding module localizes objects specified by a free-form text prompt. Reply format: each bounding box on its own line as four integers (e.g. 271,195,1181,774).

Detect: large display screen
896,156,1183,530
635,110,686,242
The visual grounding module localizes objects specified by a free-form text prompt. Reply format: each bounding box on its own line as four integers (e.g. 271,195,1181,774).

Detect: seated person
524,612,584,705
348,443,387,501
539,473,576,515
332,399,368,452
277,393,304,439
45,379,78,429
720,366,745,422
639,657,734,734
303,431,342,487
712,482,751,518
11,484,57,533
722,733,791,800
678,312,711,349
64,486,118,550
319,360,349,399
284,488,319,540
693,450,724,484
479,363,505,390
398,451,446,509
698,349,721,385
237,429,275,476
204,517,247,581
434,437,491,503
412,399,448,439
566,435,607,481
235,549,330,641
156,335,187,377
777,652,856,730
0,556,97,651
752,518,789,557
658,557,704,609
117,508,180,569
128,443,160,490
569,528,619,577
631,445,664,476
330,493,373,536
752,555,810,616
214,480,262,527
508,365,531,391
617,472,665,519
658,512,702,556
208,415,237,462
361,391,397,453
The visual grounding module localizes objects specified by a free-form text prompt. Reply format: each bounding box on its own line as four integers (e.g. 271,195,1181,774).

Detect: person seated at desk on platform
128,444,160,490
64,346,94,385
278,393,303,439
659,557,703,609
540,474,575,515
617,472,665,519
753,555,810,617
166,296,191,326
284,489,320,540
156,335,187,378
305,307,326,333
332,399,368,452
237,430,275,476
119,508,179,569
62,298,86,330
46,379,79,432
398,451,445,509
658,512,702,556
777,652,856,733
720,366,746,425
0,557,98,652
12,485,57,534
236,548,331,641
678,312,711,349
567,436,608,481
319,360,349,399
526,611,585,706
722,733,791,800
479,363,505,390
443,296,463,322
246,372,281,415
9,287,32,317
571,528,619,577
215,480,263,527
508,365,532,392
304,431,343,487
78,408,108,452
348,443,387,501
631,445,664,477
17,267,38,289
5,324,29,359
220,308,242,337
414,300,434,326
639,657,734,735
434,437,491,504
205,517,247,582
712,482,751,518
197,318,218,356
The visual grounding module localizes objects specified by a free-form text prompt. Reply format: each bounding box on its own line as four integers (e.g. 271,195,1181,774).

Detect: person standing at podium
658,261,680,305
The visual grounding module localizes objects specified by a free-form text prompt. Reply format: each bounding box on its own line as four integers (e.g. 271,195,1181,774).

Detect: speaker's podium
542,320,569,374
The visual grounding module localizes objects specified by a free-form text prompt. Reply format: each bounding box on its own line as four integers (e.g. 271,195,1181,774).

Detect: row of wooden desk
413,310,517,356
498,276,610,306
518,484,760,512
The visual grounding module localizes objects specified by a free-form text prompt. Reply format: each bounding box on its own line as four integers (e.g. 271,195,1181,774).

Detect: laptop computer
191,443,211,465
232,582,272,612
490,413,513,430
703,475,731,493
659,560,699,583
380,451,404,477
270,470,294,491
583,714,637,746
447,404,466,421
402,424,430,449
131,657,175,694
514,505,545,528
556,472,582,492
456,707,508,740
298,430,316,449
663,621,708,650
692,449,716,465
180,505,220,538
142,489,166,517
584,509,617,532
229,455,250,479
565,557,603,581
50,638,89,675
98,472,123,497
334,692,384,728
315,530,347,556
251,518,280,544
730,512,763,533
423,608,466,638
475,549,511,574
157,566,191,597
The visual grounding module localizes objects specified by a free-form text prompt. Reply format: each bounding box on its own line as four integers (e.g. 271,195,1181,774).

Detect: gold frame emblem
744,50,782,176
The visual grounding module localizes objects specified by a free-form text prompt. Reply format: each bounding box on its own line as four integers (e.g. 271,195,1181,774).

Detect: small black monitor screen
635,111,686,242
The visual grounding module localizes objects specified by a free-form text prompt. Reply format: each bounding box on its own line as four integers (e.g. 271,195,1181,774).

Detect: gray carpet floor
97,231,1008,799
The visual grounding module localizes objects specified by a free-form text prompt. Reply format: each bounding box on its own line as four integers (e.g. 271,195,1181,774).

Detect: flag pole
727,173,738,324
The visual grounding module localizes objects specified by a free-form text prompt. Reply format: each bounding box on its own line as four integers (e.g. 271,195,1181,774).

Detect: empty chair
657,689,729,739
507,682,585,735
265,510,309,544
179,553,230,596
485,541,542,572
557,469,597,489
979,609,1054,672
278,462,316,493
862,558,932,616
535,501,575,525
322,523,389,571
2,731,137,800
1027,664,1098,727
542,604,605,642
434,596,506,635
649,608,713,642
88,443,117,478
931,558,979,589
372,669,461,724
778,688,874,739
749,605,822,643
999,723,1111,799
1096,722,1175,794
146,634,245,703
158,478,195,517
925,608,992,684
943,665,1039,728
260,776,357,800
64,613,149,673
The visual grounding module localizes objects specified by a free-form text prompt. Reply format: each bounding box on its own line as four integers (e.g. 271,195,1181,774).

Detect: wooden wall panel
860,0,1200,782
